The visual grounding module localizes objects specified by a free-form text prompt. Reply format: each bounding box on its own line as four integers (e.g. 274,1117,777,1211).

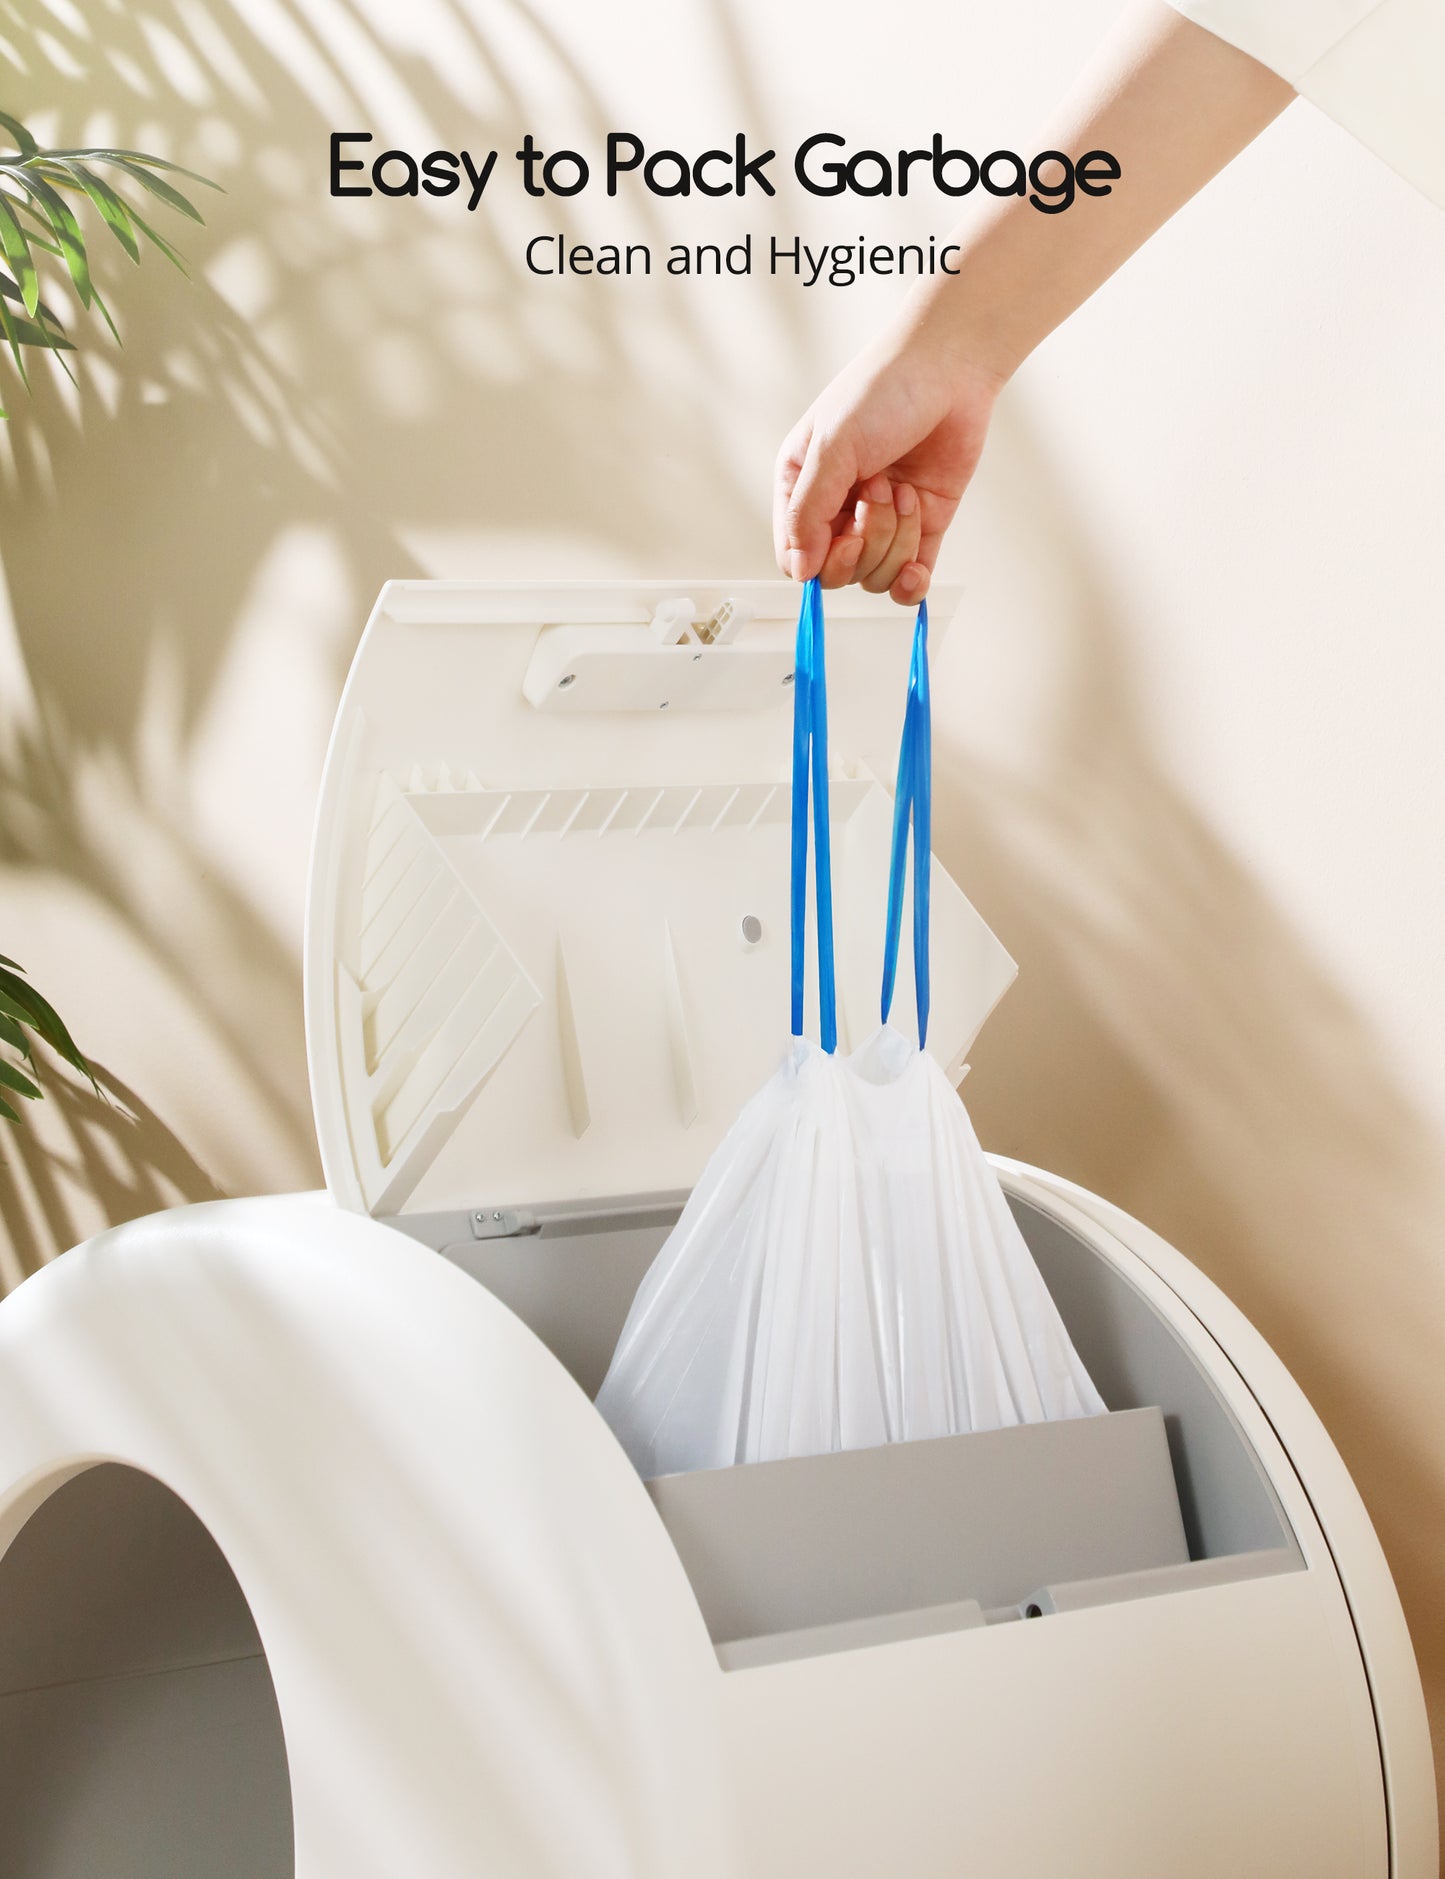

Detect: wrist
886,266,1021,405
926,231,1053,384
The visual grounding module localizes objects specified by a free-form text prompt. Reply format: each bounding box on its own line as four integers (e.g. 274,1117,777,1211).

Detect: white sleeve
1167,0,1385,77
1167,0,1445,208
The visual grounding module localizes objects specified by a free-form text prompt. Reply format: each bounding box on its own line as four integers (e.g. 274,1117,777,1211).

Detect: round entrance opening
0,1463,294,1877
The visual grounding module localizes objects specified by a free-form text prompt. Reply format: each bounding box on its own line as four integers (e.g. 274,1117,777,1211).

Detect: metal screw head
557,673,576,689
782,671,795,685
692,652,702,662
740,914,763,946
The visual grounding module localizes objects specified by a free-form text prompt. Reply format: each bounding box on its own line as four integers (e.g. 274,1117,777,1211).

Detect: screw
692,652,702,662
557,673,575,689
782,671,794,685
659,700,670,710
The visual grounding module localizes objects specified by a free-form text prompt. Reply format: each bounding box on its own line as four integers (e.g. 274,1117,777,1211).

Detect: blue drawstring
790,578,838,1052
880,600,931,1045
791,583,929,1052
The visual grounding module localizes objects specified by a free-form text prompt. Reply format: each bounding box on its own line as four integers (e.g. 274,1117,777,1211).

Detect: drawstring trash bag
596,580,1105,1478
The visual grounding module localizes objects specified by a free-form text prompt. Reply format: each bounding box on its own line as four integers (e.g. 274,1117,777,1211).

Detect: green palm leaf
0,194,39,314
8,168,93,306
107,157,205,226
0,958,98,1123
0,272,73,337
0,294,33,386
38,148,219,193
126,203,189,274
0,109,217,412
0,1059,40,1102
0,962,97,1090
68,164,141,263
0,111,37,159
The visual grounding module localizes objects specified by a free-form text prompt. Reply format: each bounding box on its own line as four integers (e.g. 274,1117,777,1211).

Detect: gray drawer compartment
648,1405,1187,1660
414,1183,1306,1663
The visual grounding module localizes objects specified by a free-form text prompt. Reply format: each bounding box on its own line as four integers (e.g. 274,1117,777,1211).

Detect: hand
772,319,1004,604
771,5,1294,605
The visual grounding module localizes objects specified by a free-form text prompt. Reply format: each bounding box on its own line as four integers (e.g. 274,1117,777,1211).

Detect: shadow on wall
0,1052,224,1294
1,0,1442,1827
938,404,1445,1794
0,0,782,1276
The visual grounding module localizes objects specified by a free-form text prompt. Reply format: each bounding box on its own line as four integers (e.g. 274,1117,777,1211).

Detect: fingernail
862,474,892,505
899,562,930,600
786,548,806,580
895,483,917,517
839,533,863,564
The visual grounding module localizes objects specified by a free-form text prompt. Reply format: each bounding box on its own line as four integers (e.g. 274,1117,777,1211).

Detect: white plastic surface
3,567,1430,1875
597,1027,1104,1474
0,1177,1428,1877
0,1196,736,1879
716,1159,1410,1879
1000,1159,1439,1879
305,581,1016,1218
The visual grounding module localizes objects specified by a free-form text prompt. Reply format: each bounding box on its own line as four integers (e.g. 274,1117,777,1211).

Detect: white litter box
0,580,1434,1879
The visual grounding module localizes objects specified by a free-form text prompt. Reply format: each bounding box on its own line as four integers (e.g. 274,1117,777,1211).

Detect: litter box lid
305,579,1016,1218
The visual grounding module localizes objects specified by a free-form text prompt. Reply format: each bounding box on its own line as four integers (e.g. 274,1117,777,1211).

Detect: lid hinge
470,1207,540,1241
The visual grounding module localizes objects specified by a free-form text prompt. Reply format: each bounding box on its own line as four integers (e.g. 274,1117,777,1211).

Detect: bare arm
774,2,1296,601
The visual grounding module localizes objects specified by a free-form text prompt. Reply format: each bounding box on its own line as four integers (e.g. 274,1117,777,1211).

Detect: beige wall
3,0,1444,1831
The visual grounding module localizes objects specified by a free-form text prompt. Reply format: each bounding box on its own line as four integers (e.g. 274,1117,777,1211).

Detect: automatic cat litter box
0,579,1434,1879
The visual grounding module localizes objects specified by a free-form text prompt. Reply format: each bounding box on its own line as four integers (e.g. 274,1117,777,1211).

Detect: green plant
0,957,97,1122
0,110,218,1121
0,106,219,412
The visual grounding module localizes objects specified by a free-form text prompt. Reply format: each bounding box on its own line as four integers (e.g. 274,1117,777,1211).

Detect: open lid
305,580,1016,1218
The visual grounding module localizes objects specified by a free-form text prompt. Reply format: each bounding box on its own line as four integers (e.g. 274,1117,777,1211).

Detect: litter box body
0,580,1433,1879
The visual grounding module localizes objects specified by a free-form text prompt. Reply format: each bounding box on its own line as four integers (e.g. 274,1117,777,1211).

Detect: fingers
860,481,921,596
889,505,959,603
818,468,893,589
772,430,806,575
890,561,930,605
773,419,859,583
817,523,864,589
853,477,929,603
850,474,897,586
774,437,935,606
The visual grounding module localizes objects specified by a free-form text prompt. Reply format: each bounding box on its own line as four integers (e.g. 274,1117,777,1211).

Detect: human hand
772,318,1004,604
772,4,1294,606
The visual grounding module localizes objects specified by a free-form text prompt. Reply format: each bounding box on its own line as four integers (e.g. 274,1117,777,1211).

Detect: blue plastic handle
880,600,931,1045
790,579,838,1052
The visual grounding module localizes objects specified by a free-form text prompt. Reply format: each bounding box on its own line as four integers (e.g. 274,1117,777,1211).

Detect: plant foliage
0,106,219,414
0,112,215,1120
0,956,97,1123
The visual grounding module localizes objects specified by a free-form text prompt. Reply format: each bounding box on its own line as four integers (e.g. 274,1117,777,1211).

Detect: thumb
775,424,859,582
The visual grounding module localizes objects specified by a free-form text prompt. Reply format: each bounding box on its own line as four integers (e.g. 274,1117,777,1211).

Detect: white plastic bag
596,582,1105,1477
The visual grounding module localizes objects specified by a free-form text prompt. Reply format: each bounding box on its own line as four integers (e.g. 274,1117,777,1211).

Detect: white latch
523,597,789,714
650,599,696,645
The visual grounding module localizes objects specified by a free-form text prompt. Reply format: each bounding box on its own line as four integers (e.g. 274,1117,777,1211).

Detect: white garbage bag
596,581,1105,1477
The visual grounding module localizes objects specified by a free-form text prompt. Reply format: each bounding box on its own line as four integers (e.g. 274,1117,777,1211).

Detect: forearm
912,2,1296,380
774,2,1298,597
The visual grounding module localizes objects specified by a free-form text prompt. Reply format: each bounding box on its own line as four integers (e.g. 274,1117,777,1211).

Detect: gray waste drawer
648,1406,1189,1660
